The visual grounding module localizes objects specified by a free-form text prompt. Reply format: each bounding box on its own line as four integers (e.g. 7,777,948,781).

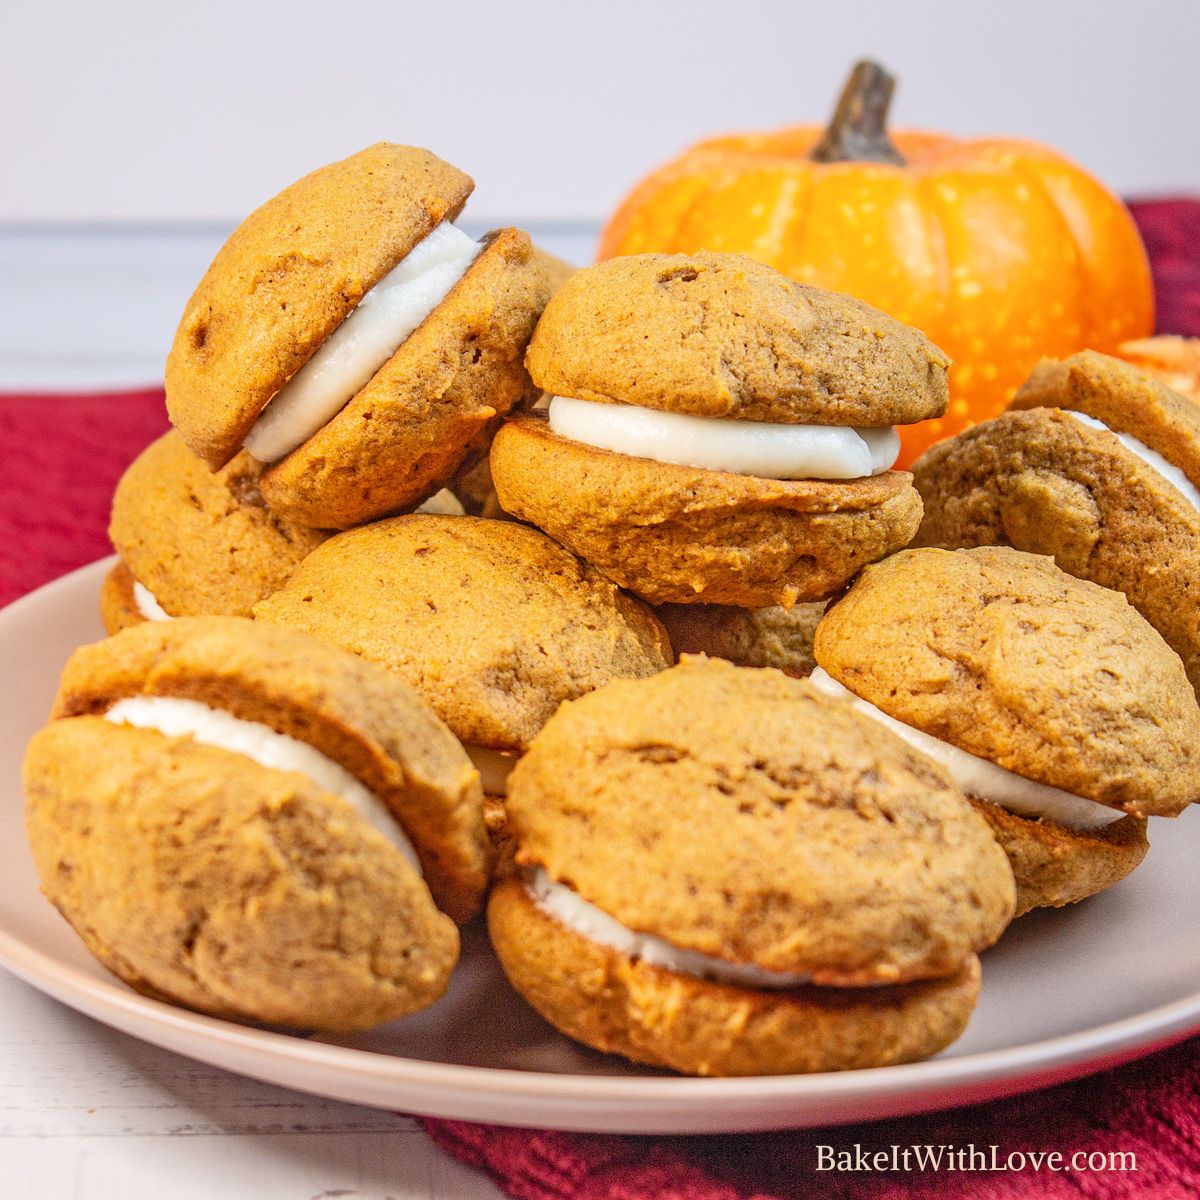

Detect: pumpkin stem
810,60,906,166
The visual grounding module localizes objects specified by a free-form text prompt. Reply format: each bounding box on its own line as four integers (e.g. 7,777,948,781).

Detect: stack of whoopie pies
20,143,1200,1076
491,251,950,678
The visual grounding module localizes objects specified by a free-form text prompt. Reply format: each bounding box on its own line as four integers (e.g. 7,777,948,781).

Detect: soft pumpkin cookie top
506,656,1014,987
109,431,328,618
254,516,673,751
525,252,950,425
1010,349,1200,491
814,546,1200,817
54,616,489,923
166,143,473,468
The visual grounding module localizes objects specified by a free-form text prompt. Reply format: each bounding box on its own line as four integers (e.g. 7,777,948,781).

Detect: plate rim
3,556,1200,1132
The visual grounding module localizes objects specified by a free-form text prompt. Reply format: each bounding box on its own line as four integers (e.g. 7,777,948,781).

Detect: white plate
3,558,1200,1134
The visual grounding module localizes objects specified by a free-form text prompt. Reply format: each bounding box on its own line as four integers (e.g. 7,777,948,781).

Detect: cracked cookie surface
814,546,1200,817
913,409,1200,696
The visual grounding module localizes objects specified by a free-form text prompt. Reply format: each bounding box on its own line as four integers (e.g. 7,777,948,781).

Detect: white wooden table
0,970,501,1199
0,221,595,1199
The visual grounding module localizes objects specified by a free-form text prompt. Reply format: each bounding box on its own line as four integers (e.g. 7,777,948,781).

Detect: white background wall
2,0,1198,226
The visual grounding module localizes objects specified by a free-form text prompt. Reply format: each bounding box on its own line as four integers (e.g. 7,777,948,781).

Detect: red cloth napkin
2,198,1199,1198
1128,198,1200,339
420,1037,1200,1198
0,388,169,607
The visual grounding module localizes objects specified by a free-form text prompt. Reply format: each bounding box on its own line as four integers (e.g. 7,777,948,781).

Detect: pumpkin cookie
166,143,553,529
525,252,948,424
531,247,577,297
489,657,1012,1075
254,515,673,803
654,601,825,676
103,431,329,632
491,252,946,606
813,546,1200,914
913,351,1200,694
24,617,491,1030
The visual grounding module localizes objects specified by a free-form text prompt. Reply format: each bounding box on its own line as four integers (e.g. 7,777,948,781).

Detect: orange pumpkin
599,62,1155,466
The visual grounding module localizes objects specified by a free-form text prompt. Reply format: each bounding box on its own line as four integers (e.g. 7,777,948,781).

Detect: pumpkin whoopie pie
654,601,825,677
166,143,554,529
489,251,949,607
101,430,330,633
23,617,491,1031
489,656,1013,1076
811,546,1200,915
254,515,673,808
913,351,1200,694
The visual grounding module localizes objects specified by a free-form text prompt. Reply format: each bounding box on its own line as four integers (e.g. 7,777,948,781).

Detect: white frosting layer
415,488,466,517
547,394,899,480
807,669,1124,832
1066,410,1200,512
465,745,517,796
527,867,811,989
132,579,172,622
104,696,421,870
244,222,482,463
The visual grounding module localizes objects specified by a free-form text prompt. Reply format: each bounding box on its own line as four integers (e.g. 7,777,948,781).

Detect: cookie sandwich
101,431,329,632
490,252,949,607
489,656,1014,1076
913,351,1200,694
254,515,673,808
166,143,553,529
24,617,491,1030
812,547,1200,915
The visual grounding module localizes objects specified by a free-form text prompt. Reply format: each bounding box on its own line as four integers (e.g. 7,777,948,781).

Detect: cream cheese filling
415,488,465,517
132,579,172,622
527,866,812,989
244,222,482,464
807,668,1125,832
104,696,422,870
465,745,517,796
1065,410,1200,512
547,394,900,480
